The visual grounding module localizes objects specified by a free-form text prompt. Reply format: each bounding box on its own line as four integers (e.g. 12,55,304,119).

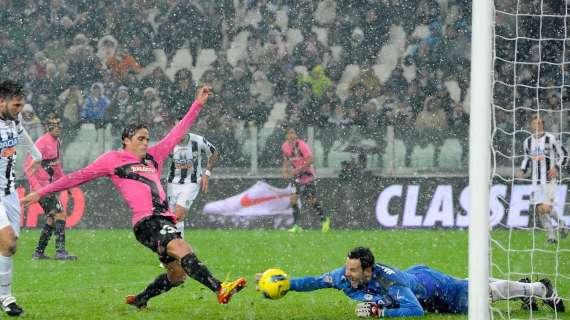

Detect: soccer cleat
54,250,79,260
287,225,302,233
547,237,558,244
125,295,147,309
321,217,331,233
0,296,23,316
31,251,50,260
539,278,565,312
518,278,538,311
217,278,247,304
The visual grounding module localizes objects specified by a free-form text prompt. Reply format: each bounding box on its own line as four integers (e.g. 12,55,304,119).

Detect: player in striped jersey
0,81,42,316
517,115,568,243
167,122,219,238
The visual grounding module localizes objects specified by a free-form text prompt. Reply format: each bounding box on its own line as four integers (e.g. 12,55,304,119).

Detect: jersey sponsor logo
379,265,395,275
0,137,18,149
0,146,16,157
174,159,193,170
129,165,155,174
239,193,290,207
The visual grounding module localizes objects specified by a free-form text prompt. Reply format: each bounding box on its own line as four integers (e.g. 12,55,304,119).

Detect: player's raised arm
21,153,113,206
149,86,212,163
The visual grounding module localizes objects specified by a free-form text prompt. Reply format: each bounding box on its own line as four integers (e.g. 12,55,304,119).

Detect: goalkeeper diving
258,247,564,317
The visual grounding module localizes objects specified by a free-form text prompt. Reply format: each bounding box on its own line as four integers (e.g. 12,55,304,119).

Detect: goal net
491,0,569,319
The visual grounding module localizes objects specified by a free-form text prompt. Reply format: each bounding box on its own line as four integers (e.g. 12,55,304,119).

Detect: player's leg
304,183,329,232
130,216,245,306
173,183,199,239
489,278,565,312
288,186,302,232
32,209,54,259
126,261,186,309
537,204,557,243
0,195,23,316
53,210,78,260
167,238,246,304
550,207,568,239
544,183,568,239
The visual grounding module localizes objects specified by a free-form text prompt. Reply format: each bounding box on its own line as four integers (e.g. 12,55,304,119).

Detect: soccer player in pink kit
282,127,330,232
24,114,78,260
22,86,246,308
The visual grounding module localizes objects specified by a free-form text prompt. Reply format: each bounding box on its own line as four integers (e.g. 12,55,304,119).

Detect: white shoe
0,296,23,316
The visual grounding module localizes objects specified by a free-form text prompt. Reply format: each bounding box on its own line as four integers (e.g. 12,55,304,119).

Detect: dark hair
46,113,60,122
0,80,24,99
121,123,149,148
347,247,375,270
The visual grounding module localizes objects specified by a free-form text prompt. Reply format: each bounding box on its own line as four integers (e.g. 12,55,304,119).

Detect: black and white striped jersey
0,114,42,195
167,133,215,185
520,132,568,185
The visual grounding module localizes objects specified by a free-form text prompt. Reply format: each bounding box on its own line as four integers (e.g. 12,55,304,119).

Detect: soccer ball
258,268,290,299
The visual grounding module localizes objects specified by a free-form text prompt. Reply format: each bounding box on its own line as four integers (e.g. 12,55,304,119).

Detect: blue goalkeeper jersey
290,263,468,317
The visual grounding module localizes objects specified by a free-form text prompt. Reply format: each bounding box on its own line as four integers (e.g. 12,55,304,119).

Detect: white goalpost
472,0,570,319
469,0,493,319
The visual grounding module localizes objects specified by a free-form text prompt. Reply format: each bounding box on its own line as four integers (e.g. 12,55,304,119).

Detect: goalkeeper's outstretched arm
289,268,344,292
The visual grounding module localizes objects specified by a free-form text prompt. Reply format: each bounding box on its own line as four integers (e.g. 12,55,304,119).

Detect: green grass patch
10,229,570,319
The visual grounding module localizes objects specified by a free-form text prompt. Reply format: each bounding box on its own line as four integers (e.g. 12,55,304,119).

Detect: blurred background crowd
2,0,558,174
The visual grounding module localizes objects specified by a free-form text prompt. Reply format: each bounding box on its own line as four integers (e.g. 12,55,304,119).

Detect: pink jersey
38,100,203,226
24,133,64,191
281,139,316,185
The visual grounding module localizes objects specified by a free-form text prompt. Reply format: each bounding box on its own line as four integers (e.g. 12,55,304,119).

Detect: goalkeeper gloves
355,302,383,318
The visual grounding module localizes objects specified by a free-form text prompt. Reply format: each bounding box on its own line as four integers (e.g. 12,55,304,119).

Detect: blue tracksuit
290,264,468,317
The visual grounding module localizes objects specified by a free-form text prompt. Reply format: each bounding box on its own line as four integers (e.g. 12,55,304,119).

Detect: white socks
539,213,557,240
176,222,185,239
489,280,546,302
0,255,12,298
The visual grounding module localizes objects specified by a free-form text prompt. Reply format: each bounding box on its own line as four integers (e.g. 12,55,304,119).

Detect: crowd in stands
0,0,475,169
494,0,569,166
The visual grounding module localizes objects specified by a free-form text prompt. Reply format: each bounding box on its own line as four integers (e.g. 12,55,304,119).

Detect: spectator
133,87,160,128
448,102,469,164
341,28,368,66
105,46,141,84
168,68,196,120
292,32,325,71
21,104,43,141
349,65,382,99
250,70,274,104
106,86,134,149
315,90,339,167
237,94,271,128
58,84,84,146
97,35,119,65
81,83,110,141
362,7,390,63
415,97,448,167
221,67,251,110
299,64,333,98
